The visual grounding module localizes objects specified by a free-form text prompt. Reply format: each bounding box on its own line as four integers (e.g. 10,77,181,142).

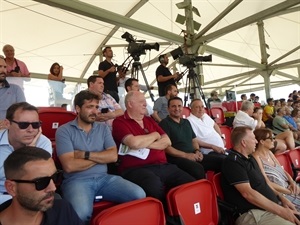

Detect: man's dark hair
124,78,139,92
4,146,51,180
6,102,38,121
165,84,177,95
87,75,102,87
158,54,166,63
73,90,100,108
168,96,183,107
102,46,111,55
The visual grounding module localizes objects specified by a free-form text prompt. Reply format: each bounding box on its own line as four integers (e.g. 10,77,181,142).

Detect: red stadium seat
212,172,224,200
219,126,233,150
181,106,191,119
210,107,225,125
167,180,219,225
91,197,165,225
274,151,300,182
38,107,76,141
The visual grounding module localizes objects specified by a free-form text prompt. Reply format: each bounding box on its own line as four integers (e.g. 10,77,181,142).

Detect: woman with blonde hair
253,128,300,210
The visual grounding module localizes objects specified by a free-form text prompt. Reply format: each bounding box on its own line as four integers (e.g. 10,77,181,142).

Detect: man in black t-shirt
98,47,123,102
0,146,83,225
156,54,178,97
221,126,299,225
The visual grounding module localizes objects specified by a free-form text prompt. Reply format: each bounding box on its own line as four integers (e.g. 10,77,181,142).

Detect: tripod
183,66,208,108
131,56,155,102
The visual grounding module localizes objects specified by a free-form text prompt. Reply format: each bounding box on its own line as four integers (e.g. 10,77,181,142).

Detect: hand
60,66,64,71
0,120,8,130
28,127,42,146
97,111,115,121
212,145,226,154
110,66,116,73
195,151,203,161
173,72,179,80
185,153,198,161
279,207,300,225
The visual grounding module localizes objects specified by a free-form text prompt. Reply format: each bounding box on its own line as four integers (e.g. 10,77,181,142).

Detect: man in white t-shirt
233,100,264,130
187,99,226,155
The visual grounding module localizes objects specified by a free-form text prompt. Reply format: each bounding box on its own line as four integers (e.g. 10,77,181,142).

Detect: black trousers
121,163,195,204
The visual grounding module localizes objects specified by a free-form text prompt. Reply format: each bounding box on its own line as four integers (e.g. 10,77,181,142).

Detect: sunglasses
264,136,275,141
11,170,62,191
11,120,42,129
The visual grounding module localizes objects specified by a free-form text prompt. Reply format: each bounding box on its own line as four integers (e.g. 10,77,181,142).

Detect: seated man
159,97,224,179
222,126,299,225
0,146,83,225
119,78,153,116
187,99,226,154
234,101,295,154
263,98,275,128
0,102,52,204
152,84,178,123
87,75,123,130
112,91,195,204
55,90,145,224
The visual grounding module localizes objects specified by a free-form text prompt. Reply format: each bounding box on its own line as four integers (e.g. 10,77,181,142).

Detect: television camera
121,32,160,57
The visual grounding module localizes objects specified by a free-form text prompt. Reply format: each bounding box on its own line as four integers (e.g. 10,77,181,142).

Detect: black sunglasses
11,120,42,129
11,170,62,191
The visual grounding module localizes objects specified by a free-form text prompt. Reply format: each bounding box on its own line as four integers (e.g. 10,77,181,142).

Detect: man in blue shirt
55,90,145,224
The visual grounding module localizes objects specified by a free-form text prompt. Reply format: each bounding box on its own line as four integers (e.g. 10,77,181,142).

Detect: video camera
121,32,160,56
170,46,212,68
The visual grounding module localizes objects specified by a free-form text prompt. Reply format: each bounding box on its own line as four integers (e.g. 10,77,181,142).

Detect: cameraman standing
98,47,123,103
156,54,178,97
2,44,30,90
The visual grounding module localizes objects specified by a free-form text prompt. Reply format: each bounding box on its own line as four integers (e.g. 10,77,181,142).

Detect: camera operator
156,54,178,97
98,47,122,103
2,44,30,90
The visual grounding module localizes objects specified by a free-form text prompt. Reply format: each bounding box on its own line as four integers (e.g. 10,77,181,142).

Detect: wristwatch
84,151,90,160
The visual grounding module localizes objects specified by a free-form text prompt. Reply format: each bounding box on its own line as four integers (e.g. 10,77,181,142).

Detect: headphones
158,55,165,63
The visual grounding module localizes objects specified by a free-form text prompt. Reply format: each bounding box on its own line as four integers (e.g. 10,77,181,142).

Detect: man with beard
152,84,178,123
0,55,25,128
0,146,84,225
0,102,52,204
156,54,178,97
55,90,145,224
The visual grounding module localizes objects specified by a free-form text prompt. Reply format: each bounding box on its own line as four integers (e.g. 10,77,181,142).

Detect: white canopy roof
1,0,300,100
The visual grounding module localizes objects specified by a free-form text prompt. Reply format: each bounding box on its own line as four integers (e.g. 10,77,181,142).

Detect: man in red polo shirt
112,91,195,203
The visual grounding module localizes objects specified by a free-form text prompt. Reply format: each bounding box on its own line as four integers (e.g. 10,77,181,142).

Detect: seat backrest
219,126,233,149
275,152,294,178
181,106,191,119
91,197,165,225
38,108,77,141
212,173,224,200
167,180,219,225
210,107,225,125
287,149,300,170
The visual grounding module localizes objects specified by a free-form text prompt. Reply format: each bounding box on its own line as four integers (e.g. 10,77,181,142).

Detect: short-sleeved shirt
153,96,169,120
55,119,116,182
233,110,257,130
99,93,122,129
187,113,224,154
5,58,30,76
159,116,195,153
273,116,290,132
284,115,297,130
0,199,84,225
262,105,274,122
221,150,278,214
156,65,176,97
98,60,118,92
112,111,167,172
0,81,26,120
0,129,52,197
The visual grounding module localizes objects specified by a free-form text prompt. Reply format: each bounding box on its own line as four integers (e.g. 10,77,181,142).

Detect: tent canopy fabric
1,0,300,99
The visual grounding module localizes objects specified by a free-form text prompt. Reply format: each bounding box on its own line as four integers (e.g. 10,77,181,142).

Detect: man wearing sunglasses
0,55,26,129
0,146,84,225
55,90,145,224
0,102,52,204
